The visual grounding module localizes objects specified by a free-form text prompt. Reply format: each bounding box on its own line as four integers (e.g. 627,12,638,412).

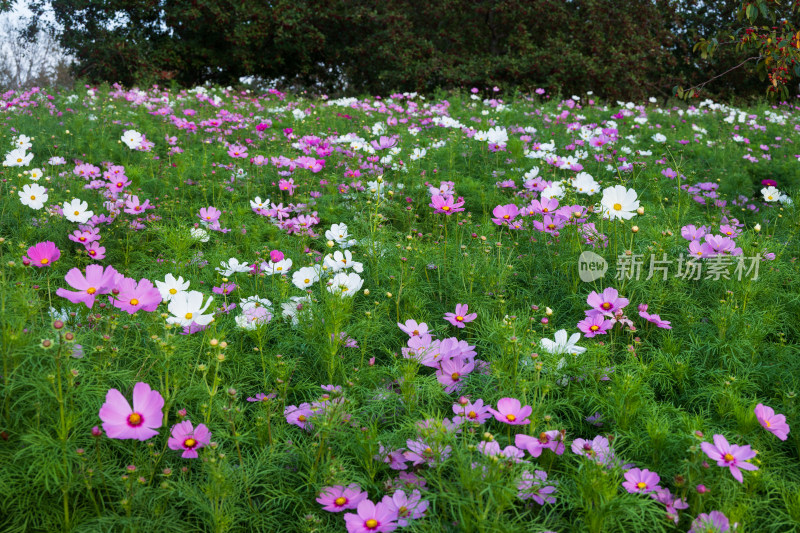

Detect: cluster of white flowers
4,134,34,167
761,186,793,205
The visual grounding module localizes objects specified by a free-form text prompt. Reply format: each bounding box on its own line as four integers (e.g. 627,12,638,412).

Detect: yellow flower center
456,315,464,321
636,482,647,490
503,214,510,219
298,415,307,422
30,195,36,200
304,278,310,283
365,519,378,529
334,497,347,506
766,420,771,428
40,258,49,265
468,410,477,419
169,288,177,295
185,312,193,320
442,206,451,211
87,287,96,294
130,298,139,306
398,506,408,516
506,414,516,422
590,325,599,331
184,438,197,448
74,210,80,216
601,302,612,310
127,413,142,426
424,447,432,454
451,372,460,381
16,158,22,163
723,453,734,462
613,203,622,211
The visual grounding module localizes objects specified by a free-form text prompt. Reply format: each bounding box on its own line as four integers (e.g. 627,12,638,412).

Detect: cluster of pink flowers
284,385,346,431
316,482,428,532
576,287,671,337
681,218,745,258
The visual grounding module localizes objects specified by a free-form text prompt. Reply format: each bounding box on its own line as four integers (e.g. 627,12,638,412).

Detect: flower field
1,85,799,532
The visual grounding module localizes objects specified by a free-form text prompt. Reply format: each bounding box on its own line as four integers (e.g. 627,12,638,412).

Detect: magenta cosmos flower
429,194,465,214
24,241,60,268
56,264,120,308
168,420,211,458
755,403,790,440
491,204,520,226
488,398,532,425
622,468,661,494
98,382,164,440
700,434,758,483
343,499,398,533
516,430,566,457
577,314,613,338
444,303,477,328
586,287,629,315
110,277,162,314
316,483,368,512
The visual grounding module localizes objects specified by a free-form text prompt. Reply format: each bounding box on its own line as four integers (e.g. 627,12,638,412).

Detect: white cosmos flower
572,172,599,195
761,186,780,202
13,134,32,150
652,133,667,143
240,295,272,311
282,295,312,325
155,274,190,302
541,329,586,356
409,148,427,160
250,196,269,211
190,228,210,242
216,257,251,276
63,198,94,223
26,168,43,181
541,182,565,200
600,185,640,220
486,126,508,145
166,290,214,327
3,148,33,167
121,130,143,149
327,272,363,297
325,223,357,248
261,258,292,275
19,183,48,210
292,266,321,289
323,250,363,273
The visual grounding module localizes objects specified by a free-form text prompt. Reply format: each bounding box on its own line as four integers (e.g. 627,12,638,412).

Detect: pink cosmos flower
167,420,211,458
586,287,629,315
700,434,758,483
86,241,106,260
516,430,565,457
637,304,672,329
370,135,398,151
754,403,790,440
452,398,492,425
444,303,477,328
227,144,248,158
404,439,451,467
397,319,428,337
622,468,661,494
98,382,164,440
343,499,398,533
429,194,465,214
375,445,410,470
650,488,688,524
688,511,736,533
56,264,120,308
517,470,557,504
680,224,708,241
246,392,276,403
198,206,222,223
571,435,610,462
577,314,613,338
284,403,314,430
24,241,60,268
491,204,520,226
380,489,428,526
110,277,162,314
317,483,368,512
69,228,101,245
488,398,532,425
435,356,475,393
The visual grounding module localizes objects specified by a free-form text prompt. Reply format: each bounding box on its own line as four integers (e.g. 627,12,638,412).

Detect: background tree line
1,0,787,100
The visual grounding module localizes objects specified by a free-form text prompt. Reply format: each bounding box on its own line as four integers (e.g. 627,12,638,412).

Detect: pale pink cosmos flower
452,398,492,425
488,398,532,425
397,319,428,338
316,483,368,512
444,303,477,328
284,403,314,430
24,241,60,268
700,434,758,483
429,194,465,214
343,499,399,533
110,277,162,314
622,468,661,494
98,382,164,440
516,430,565,457
167,420,211,458
435,356,475,393
380,489,428,526
754,403,790,440
491,204,520,226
